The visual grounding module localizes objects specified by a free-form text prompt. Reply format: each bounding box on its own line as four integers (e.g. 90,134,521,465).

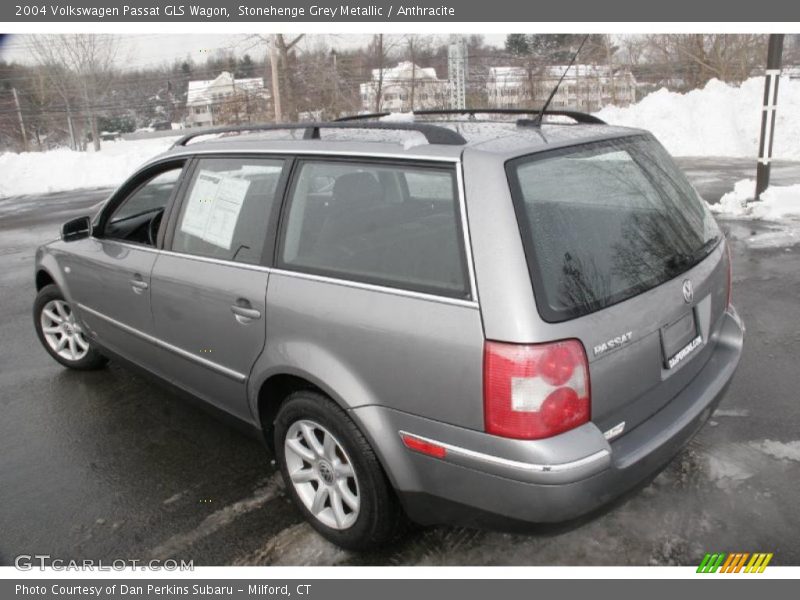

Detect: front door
149,156,287,422
68,162,185,371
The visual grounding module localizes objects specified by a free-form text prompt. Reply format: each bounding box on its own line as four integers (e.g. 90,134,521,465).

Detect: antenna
532,35,590,127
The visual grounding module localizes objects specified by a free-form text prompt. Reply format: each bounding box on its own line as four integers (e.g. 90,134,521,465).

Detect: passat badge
593,331,633,357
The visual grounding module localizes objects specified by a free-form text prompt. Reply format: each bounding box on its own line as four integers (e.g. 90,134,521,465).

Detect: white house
360,61,449,113
185,71,268,128
486,64,637,112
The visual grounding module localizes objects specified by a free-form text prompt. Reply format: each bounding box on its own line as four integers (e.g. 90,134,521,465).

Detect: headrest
332,172,383,209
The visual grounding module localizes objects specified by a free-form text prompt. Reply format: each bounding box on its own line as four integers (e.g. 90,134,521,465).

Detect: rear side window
172,157,284,265
279,160,469,298
507,135,720,322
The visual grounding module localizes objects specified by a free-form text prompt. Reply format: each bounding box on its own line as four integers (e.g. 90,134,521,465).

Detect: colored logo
697,552,773,573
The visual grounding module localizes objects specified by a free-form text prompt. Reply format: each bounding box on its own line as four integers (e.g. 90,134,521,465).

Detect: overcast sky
0,33,507,71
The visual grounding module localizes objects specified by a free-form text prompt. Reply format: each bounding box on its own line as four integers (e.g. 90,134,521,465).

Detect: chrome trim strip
456,160,479,303
100,239,272,273
270,268,479,309
97,238,160,254
157,249,272,273
99,240,474,306
77,303,247,383
398,430,610,480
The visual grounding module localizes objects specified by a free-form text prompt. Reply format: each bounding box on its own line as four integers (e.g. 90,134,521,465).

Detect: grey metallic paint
34,125,744,527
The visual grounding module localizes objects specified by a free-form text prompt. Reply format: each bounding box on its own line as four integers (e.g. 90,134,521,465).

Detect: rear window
507,135,720,322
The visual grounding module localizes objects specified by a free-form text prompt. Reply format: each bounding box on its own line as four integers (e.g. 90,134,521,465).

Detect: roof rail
170,121,467,148
336,108,605,125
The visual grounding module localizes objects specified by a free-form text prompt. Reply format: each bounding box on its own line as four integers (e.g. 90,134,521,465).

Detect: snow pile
712,179,800,249
596,77,800,159
710,178,800,219
379,111,415,123
0,136,179,198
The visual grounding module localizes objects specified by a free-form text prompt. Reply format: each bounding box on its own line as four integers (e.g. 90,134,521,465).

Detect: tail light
725,239,733,309
484,340,590,440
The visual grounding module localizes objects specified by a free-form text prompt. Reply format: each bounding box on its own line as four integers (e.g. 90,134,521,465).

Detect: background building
486,64,637,112
360,61,449,113
185,71,269,128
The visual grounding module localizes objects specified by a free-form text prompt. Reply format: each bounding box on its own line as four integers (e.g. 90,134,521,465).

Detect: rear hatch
506,134,730,437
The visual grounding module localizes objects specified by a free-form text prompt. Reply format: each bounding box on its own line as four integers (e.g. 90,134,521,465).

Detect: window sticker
180,171,251,249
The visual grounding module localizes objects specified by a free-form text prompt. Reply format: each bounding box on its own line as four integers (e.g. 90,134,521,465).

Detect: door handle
130,277,148,294
230,303,261,323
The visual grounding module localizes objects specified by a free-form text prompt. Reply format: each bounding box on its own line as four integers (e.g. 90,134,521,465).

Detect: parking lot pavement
1,158,799,566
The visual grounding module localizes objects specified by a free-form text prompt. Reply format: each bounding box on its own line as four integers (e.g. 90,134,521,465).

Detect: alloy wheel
284,419,360,530
40,299,89,362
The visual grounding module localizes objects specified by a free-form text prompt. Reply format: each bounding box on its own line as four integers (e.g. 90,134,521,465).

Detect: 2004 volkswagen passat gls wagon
33,111,744,550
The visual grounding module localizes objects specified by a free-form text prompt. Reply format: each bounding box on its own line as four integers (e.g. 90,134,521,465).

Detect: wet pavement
1,158,799,566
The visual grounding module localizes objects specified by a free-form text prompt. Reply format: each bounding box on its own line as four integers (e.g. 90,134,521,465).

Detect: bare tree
273,34,305,121
644,34,767,89
30,34,118,151
369,34,387,113
404,36,431,111
620,35,647,68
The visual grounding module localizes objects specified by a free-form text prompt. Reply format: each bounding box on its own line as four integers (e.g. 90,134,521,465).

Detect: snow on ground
710,179,800,219
711,179,800,249
0,136,179,198
751,440,800,463
596,77,800,160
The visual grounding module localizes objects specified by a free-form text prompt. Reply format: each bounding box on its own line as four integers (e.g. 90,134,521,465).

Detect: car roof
154,120,648,164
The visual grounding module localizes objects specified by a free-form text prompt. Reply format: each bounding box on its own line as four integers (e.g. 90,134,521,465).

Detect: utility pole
270,35,282,123
12,87,29,152
755,34,785,200
331,49,340,117
447,35,467,110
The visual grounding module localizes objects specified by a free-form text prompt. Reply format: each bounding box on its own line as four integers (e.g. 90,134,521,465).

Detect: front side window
280,160,468,298
103,166,183,246
507,135,720,322
172,157,285,265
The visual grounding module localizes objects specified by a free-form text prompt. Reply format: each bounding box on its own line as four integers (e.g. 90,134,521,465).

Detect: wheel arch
250,360,382,463
35,269,56,291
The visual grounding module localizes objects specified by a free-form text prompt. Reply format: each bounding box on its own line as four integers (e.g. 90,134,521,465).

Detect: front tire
274,391,406,550
33,284,107,370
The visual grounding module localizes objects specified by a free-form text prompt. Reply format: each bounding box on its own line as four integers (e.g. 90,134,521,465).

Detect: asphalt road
1,157,799,566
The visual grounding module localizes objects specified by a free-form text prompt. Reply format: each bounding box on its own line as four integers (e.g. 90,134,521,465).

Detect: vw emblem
682,279,694,304
317,460,335,485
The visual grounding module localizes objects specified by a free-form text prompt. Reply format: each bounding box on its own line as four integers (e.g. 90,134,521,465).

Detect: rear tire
33,284,107,370
274,391,407,551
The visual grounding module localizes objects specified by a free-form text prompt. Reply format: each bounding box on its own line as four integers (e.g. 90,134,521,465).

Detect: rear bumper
351,309,744,526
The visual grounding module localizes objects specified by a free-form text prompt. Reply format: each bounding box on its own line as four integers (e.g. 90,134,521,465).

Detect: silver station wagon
33,110,744,550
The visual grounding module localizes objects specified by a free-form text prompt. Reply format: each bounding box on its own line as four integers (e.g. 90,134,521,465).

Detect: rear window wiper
665,235,720,272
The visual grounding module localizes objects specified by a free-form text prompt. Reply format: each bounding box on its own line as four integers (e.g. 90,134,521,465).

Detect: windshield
507,135,720,322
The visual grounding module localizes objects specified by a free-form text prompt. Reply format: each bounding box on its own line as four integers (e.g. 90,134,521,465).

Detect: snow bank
712,179,800,249
0,136,179,198
710,178,800,219
596,77,800,159
379,111,415,123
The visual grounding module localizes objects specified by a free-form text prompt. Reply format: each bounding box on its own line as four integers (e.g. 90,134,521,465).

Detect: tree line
0,33,796,153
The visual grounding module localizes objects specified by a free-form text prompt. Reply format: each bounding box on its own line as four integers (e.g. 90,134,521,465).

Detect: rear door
506,135,729,436
149,155,288,422
268,158,486,429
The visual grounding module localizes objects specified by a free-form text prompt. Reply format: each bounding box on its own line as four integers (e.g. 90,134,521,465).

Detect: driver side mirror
61,216,92,242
